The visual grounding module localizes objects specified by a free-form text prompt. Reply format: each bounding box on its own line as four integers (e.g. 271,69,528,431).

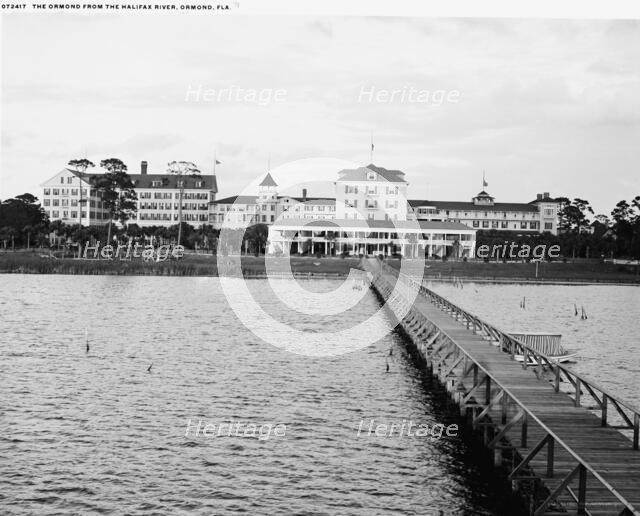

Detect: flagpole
213,150,217,175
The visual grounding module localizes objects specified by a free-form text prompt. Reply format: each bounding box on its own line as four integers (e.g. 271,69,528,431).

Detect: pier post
494,447,502,467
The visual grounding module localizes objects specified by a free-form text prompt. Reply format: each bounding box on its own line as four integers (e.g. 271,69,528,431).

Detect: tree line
477,196,640,259
1,160,639,259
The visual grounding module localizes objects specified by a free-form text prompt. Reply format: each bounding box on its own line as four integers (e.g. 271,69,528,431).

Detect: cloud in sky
1,15,639,214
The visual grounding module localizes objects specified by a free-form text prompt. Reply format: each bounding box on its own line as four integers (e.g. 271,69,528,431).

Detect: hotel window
67,177,73,184
62,199,69,206
71,189,78,196
60,177,64,184
71,211,77,219
521,222,528,229
366,186,377,194
472,220,479,228
482,221,489,228
491,221,498,228
545,222,553,230
63,210,69,218
43,199,50,206
53,189,59,195
52,210,59,218
345,185,358,194
544,208,555,216
152,180,162,187
501,221,508,228
530,222,539,230
53,199,59,206
367,172,376,180
44,188,51,195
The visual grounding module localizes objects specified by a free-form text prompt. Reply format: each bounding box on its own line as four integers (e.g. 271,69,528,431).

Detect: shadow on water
391,326,528,516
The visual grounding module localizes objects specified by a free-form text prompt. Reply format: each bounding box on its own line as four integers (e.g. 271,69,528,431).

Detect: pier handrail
371,259,640,514
377,258,640,442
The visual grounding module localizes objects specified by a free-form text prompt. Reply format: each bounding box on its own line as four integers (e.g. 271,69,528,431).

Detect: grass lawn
386,258,640,284
1,251,639,283
0,251,363,277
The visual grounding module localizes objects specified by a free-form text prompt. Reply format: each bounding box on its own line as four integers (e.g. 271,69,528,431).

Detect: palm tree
96,159,138,249
23,224,34,250
167,161,201,247
68,158,95,226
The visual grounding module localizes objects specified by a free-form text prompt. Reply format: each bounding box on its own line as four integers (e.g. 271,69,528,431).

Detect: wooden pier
364,258,640,516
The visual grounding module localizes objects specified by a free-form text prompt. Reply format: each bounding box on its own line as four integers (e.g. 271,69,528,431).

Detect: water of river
1,275,523,515
427,281,640,403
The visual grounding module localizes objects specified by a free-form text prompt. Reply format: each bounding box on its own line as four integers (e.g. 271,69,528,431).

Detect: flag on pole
215,160,221,165
482,171,488,188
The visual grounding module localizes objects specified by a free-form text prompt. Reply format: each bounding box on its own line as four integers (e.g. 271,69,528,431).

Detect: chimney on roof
537,193,543,201
141,161,148,175
302,188,307,201
543,192,549,198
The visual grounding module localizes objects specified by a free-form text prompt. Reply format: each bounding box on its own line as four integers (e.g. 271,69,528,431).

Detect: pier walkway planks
367,259,640,516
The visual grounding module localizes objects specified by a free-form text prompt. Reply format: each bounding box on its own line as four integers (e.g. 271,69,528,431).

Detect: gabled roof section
474,190,494,198
366,163,405,177
259,172,278,187
63,169,217,191
409,199,538,213
213,195,258,205
278,196,336,205
337,164,407,183
130,174,217,190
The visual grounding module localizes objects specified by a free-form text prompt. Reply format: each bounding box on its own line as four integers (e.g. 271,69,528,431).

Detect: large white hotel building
42,161,559,258
41,161,217,229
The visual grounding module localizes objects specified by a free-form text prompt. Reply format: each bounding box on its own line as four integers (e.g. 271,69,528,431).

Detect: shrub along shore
1,252,639,284
0,252,362,277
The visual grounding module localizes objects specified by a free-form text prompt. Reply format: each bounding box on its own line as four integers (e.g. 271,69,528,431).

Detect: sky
1,13,639,215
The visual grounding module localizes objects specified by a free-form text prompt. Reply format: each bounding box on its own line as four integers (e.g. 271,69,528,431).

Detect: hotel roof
272,218,474,231
408,199,538,212
65,168,218,191
259,172,278,187
337,163,407,183
213,195,258,204
281,197,335,205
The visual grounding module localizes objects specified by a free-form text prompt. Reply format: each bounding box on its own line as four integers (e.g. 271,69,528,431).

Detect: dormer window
177,180,184,188
196,180,204,188
151,180,162,187
367,172,376,180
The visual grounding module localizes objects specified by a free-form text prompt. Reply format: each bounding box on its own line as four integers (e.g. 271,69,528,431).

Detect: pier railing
378,259,640,449
370,259,640,515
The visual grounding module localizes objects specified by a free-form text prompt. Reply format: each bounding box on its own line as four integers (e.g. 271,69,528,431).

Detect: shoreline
1,253,639,285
